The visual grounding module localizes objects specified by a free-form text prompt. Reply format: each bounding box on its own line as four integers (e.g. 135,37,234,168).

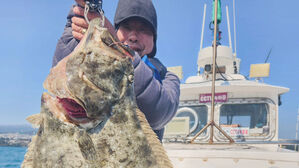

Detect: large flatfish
22,18,173,168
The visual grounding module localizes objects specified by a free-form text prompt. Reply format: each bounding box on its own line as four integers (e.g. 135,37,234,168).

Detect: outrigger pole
191,0,234,144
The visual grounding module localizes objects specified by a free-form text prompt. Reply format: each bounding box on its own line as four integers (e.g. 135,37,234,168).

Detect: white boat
163,1,299,167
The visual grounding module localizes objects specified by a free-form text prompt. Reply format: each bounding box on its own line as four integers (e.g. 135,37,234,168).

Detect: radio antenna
233,0,237,57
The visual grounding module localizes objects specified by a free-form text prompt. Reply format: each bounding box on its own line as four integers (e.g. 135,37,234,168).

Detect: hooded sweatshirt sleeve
132,54,180,130
52,7,79,67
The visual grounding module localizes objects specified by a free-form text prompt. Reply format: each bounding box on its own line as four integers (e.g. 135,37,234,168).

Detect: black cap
114,0,157,58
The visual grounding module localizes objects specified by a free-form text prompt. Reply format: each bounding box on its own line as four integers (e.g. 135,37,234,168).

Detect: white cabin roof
180,78,289,102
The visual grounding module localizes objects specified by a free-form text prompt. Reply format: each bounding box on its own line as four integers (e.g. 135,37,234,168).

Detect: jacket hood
114,0,157,58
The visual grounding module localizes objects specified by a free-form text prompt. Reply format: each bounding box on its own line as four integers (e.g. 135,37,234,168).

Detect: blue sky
0,0,298,139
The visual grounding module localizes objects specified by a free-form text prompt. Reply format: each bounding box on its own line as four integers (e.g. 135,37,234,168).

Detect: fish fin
26,114,42,128
76,130,98,161
136,108,173,168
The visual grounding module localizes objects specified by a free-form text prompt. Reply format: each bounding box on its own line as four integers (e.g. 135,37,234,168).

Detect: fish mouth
56,96,104,130
57,97,87,119
56,96,95,126
43,93,103,130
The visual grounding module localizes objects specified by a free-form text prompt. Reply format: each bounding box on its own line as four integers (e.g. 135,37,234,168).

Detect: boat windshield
219,103,269,137
220,103,268,128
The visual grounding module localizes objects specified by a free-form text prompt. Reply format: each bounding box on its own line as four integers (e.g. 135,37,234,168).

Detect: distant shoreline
0,144,28,147
0,133,33,147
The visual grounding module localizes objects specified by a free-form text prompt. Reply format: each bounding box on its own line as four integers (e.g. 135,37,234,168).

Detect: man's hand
72,6,100,40
71,3,116,41
75,0,85,7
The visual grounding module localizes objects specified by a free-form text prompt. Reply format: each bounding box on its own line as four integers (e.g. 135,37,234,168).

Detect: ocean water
0,146,27,168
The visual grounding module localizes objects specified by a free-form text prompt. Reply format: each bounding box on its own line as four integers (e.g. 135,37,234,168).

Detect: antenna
198,4,207,75
226,5,232,49
264,47,273,63
200,4,207,50
233,0,237,57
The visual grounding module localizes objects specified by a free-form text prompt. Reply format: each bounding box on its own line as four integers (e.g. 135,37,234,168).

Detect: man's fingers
72,31,84,41
72,23,87,34
71,17,87,41
75,0,85,7
73,6,100,21
71,4,117,40
72,17,89,29
73,6,84,17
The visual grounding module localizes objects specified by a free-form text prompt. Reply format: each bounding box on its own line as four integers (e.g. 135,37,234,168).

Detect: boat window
176,105,208,136
220,103,269,136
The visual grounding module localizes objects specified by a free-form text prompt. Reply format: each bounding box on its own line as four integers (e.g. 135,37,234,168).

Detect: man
52,0,180,141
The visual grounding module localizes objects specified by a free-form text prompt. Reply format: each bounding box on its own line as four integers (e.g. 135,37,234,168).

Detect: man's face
116,18,154,57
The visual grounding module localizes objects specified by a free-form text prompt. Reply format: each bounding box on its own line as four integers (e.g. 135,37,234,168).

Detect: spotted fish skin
22,18,173,168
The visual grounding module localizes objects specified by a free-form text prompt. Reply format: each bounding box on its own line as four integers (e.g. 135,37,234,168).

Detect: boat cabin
164,46,289,143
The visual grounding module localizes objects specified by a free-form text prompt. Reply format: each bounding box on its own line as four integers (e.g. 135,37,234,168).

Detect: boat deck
163,143,299,168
